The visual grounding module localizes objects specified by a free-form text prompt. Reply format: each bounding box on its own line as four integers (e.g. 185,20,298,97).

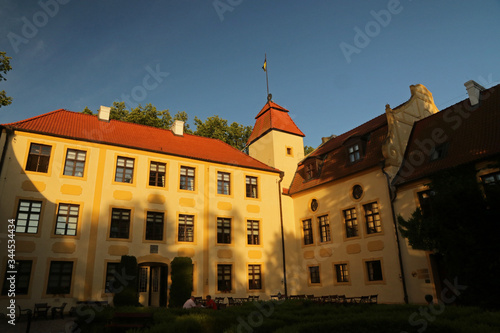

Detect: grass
74,300,500,333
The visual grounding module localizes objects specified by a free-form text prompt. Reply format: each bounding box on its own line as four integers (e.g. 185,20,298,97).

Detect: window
248,264,262,290
343,208,359,238
178,214,194,242
247,220,260,245
115,157,134,183
481,171,500,201
105,262,119,293
180,166,195,191
217,217,231,244
149,162,166,187
318,215,331,242
63,149,86,177
302,219,313,245
246,176,258,198
430,143,449,161
138,267,148,293
309,266,320,284
348,144,361,163
482,171,500,187
335,263,349,283
310,199,318,212
15,200,42,234
417,190,435,217
305,162,317,180
217,172,231,195
110,208,131,239
364,202,382,234
26,143,51,173
286,147,293,156
55,203,79,236
46,261,73,294
366,260,383,281
2,260,32,295
217,264,232,292
146,211,164,241
352,184,363,200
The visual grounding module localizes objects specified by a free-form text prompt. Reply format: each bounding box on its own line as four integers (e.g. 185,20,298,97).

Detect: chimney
464,80,485,106
98,106,111,121
170,120,184,136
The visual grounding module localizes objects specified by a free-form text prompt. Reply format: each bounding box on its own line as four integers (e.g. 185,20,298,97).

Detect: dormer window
430,143,449,161
348,144,361,163
305,163,317,180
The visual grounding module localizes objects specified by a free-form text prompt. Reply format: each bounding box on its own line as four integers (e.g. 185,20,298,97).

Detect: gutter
278,171,288,298
381,162,409,304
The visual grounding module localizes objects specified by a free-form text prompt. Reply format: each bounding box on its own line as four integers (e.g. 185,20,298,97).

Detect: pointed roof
247,101,305,145
288,114,388,195
2,109,280,173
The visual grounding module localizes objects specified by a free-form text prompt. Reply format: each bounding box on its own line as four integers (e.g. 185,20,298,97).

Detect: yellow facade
0,127,284,308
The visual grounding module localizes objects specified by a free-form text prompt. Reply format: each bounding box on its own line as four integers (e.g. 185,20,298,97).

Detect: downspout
278,171,288,298
381,162,409,304
0,127,11,177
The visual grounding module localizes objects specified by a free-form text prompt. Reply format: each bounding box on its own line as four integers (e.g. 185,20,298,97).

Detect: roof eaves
9,127,281,174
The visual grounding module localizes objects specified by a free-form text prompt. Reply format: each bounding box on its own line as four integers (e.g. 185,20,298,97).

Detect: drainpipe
381,162,409,304
0,127,11,178
278,172,288,298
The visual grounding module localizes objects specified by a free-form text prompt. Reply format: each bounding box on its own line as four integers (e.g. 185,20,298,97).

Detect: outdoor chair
33,303,51,320
17,305,31,322
52,302,67,319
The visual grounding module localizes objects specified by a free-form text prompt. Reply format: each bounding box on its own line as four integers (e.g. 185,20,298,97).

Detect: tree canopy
82,103,254,150
0,51,13,108
398,162,500,308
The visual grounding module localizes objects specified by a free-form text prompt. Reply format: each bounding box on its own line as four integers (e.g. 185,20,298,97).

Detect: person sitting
183,296,197,309
205,295,217,310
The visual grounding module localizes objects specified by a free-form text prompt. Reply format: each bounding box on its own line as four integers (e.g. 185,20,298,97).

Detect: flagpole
265,54,269,98
263,53,271,101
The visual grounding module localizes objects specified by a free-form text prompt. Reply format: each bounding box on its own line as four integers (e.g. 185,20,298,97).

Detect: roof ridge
3,109,68,126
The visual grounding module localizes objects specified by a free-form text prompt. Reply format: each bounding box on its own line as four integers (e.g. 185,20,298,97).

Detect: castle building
1,80,498,309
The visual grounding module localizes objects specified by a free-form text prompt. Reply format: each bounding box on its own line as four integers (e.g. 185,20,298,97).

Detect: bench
105,312,153,332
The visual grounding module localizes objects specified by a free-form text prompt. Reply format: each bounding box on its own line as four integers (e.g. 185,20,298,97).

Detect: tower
247,101,305,188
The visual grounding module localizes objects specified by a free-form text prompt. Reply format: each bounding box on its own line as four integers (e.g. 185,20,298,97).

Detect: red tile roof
288,114,388,195
394,83,500,185
3,109,280,173
247,101,305,145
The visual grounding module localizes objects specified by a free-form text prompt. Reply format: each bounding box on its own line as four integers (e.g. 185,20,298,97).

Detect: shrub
169,257,193,308
113,255,139,307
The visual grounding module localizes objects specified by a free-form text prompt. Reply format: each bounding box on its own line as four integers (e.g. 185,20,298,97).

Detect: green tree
82,106,94,115
0,51,13,108
109,101,129,121
398,163,500,308
304,145,315,155
194,115,252,150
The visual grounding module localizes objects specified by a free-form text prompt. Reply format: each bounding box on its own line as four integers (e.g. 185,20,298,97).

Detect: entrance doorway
138,263,168,307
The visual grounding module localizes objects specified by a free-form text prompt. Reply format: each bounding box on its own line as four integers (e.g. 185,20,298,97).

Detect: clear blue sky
1,0,499,148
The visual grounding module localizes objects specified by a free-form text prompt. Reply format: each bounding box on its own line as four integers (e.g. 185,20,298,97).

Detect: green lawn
74,300,500,333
